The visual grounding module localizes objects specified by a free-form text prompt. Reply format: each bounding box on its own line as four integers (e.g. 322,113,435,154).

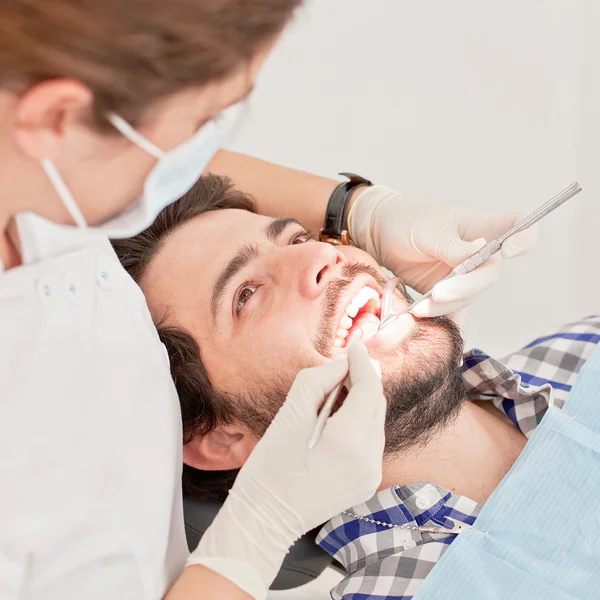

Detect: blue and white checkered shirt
316,316,600,600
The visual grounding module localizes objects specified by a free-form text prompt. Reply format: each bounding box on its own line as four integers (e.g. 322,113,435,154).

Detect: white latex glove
348,185,538,317
187,343,385,599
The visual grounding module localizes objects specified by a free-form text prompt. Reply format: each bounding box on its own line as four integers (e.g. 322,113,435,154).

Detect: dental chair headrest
183,497,333,590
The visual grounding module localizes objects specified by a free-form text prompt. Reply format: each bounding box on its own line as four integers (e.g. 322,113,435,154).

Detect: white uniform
0,213,188,599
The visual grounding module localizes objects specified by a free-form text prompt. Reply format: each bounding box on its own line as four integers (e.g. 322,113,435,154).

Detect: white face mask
41,103,241,238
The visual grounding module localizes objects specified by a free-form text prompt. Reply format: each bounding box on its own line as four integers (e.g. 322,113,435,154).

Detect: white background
228,0,599,356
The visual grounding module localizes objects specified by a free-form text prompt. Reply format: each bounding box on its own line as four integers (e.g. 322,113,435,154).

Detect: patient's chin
380,316,465,455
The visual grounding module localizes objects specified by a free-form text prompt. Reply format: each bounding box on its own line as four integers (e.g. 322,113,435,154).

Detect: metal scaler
379,182,582,330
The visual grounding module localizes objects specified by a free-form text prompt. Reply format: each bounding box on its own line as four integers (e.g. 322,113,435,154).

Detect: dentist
0,2,537,599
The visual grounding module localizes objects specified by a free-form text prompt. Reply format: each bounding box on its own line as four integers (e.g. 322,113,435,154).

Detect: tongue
345,312,380,346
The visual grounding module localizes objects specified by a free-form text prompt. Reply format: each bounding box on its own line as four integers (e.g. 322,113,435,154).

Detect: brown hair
113,174,259,501
0,0,301,126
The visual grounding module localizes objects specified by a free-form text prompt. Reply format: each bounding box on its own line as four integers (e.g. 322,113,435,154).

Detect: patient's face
142,208,464,453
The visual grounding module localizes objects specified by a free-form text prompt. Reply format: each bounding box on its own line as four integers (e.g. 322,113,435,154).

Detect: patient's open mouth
335,285,381,348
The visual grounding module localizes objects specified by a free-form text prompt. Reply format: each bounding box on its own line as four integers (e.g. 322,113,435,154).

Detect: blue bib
415,344,600,600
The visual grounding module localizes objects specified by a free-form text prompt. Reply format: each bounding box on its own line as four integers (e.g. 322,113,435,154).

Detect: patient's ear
183,424,259,471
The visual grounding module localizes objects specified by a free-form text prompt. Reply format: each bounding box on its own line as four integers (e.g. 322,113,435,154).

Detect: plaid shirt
316,315,600,600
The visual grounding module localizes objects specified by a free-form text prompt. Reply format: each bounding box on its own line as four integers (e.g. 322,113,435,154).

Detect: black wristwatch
319,172,373,245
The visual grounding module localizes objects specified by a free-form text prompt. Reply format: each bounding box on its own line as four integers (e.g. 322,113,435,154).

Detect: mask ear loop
41,158,88,229
40,114,166,232
105,113,164,159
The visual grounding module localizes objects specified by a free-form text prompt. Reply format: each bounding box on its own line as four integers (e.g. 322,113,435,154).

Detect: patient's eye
291,231,311,245
235,283,258,313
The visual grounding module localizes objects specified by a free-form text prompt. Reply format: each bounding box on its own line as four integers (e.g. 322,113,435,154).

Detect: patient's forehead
140,208,269,326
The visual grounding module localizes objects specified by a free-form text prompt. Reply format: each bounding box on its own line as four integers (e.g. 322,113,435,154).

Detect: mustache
313,262,401,357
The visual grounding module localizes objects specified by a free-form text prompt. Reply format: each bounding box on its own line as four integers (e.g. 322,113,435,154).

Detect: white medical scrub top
0,213,189,599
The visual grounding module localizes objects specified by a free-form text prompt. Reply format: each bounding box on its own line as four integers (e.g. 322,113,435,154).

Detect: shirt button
36,277,53,303
67,282,78,304
415,496,429,510
415,486,441,510
97,268,112,291
62,273,79,304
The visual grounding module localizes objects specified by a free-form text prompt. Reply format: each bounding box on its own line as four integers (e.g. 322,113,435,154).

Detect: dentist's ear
13,79,94,161
183,424,258,471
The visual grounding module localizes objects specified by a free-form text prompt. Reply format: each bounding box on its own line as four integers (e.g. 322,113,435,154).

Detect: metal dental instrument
379,181,582,330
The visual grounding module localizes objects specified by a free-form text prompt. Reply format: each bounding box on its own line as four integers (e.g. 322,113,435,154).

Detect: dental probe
378,181,582,330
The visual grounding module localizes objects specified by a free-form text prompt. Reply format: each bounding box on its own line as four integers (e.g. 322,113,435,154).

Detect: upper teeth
335,285,380,346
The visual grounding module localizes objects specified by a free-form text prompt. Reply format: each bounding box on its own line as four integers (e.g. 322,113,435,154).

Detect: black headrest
183,497,333,590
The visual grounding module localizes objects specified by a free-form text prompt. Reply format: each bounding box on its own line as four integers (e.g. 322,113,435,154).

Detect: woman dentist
0,2,537,599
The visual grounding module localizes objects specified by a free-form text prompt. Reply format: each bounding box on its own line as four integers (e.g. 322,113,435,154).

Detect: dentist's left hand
348,185,538,317
182,343,386,600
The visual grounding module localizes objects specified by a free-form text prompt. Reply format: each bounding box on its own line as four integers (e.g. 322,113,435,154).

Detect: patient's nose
273,242,344,300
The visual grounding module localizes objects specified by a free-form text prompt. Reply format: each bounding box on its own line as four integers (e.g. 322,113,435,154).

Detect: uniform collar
9,212,116,267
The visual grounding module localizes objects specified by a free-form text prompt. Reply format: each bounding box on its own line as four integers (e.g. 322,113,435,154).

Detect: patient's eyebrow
265,217,303,242
211,243,260,324
211,218,305,325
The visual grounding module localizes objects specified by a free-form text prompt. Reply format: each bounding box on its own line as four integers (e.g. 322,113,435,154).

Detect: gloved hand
186,343,386,599
348,185,538,317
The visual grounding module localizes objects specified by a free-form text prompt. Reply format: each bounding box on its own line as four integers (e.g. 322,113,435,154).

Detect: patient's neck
380,401,526,504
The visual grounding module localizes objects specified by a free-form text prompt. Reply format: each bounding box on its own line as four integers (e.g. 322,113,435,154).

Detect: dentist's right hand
179,342,386,600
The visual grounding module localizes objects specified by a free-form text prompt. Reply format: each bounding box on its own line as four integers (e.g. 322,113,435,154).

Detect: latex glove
348,185,538,317
187,343,385,599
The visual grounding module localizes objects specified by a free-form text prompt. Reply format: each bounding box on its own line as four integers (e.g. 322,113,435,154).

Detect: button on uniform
36,276,54,304
62,273,80,305
97,268,112,291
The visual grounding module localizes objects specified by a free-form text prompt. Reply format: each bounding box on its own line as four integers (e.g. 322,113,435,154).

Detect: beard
379,316,465,454
233,261,466,457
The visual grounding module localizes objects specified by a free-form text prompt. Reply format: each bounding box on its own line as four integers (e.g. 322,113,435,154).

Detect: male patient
113,174,600,599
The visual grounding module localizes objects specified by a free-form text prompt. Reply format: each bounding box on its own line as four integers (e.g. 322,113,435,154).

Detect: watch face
319,231,353,247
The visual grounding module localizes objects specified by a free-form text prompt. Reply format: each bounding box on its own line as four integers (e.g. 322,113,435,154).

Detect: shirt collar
461,348,555,437
317,482,481,573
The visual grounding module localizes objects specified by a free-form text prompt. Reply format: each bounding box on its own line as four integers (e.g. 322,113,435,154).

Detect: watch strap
320,172,372,245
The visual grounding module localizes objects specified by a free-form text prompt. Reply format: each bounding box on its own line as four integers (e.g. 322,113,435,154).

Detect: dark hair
113,174,255,501
1,0,301,126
